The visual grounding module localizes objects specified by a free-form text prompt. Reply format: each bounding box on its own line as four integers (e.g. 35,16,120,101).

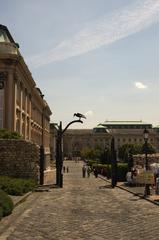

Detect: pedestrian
87,166,91,177
66,166,69,173
94,168,98,178
82,165,86,178
63,166,65,173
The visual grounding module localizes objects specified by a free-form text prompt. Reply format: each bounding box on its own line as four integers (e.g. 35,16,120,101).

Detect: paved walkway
99,176,159,204
1,161,159,240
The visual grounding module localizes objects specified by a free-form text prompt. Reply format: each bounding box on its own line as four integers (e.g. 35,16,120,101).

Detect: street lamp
55,113,86,188
103,127,117,188
143,127,150,197
110,136,117,188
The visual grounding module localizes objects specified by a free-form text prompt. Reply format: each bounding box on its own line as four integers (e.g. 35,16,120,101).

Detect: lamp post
143,127,150,197
55,113,86,188
104,127,117,188
110,136,117,188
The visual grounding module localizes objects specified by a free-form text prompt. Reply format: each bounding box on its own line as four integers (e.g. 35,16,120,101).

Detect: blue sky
1,0,159,128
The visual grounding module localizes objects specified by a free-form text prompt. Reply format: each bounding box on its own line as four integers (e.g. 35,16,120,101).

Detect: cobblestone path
0,161,159,240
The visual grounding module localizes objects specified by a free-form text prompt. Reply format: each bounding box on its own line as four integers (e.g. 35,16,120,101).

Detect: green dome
93,124,108,133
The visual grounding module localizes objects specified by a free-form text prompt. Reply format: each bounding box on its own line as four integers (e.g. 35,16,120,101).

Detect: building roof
103,120,151,126
0,24,15,43
93,124,108,133
153,125,159,129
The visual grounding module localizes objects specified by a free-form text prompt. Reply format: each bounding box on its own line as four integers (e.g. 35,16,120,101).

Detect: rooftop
0,24,19,55
102,120,152,126
0,24,15,43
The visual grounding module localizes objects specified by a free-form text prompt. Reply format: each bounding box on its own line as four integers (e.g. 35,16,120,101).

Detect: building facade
63,121,159,159
0,24,52,170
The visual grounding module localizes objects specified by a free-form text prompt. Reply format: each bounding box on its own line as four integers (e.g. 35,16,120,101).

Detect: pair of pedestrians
63,166,69,173
82,165,91,178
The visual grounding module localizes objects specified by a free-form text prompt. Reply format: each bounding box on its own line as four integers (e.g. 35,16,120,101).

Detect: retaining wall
0,139,39,180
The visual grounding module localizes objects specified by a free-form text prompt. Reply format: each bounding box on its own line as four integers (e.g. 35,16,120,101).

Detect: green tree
141,142,156,154
81,146,103,160
100,148,111,164
81,147,94,160
118,143,156,162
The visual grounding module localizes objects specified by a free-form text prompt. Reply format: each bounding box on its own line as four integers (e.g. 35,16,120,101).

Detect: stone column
4,70,15,131
28,94,32,140
24,88,27,139
19,83,23,135
13,81,17,131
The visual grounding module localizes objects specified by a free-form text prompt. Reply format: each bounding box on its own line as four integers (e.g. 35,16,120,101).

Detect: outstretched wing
74,113,86,119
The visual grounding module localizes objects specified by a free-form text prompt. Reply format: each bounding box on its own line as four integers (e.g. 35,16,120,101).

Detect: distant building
0,24,52,170
62,120,159,158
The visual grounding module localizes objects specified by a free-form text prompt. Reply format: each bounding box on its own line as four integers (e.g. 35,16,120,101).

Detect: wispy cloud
28,0,159,67
85,110,94,117
135,82,148,89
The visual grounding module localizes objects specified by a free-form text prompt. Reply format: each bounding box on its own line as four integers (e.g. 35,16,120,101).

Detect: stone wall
0,139,40,180
133,153,159,167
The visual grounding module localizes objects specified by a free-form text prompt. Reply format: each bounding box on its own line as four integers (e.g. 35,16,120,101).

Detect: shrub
91,163,111,178
87,160,98,167
117,163,128,181
0,129,21,139
91,163,128,181
0,176,37,196
0,189,14,217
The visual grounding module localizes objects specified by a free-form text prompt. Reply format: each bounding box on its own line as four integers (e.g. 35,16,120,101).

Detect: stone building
0,24,52,179
63,121,159,159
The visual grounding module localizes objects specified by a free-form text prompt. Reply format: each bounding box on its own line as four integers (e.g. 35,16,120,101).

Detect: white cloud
27,0,159,67
85,110,94,117
135,82,148,89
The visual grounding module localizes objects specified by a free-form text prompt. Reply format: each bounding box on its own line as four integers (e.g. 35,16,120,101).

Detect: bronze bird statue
73,113,86,120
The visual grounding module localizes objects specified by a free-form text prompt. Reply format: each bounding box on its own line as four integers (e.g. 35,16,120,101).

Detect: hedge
0,176,37,196
117,163,128,181
87,160,98,167
0,189,14,218
90,163,128,181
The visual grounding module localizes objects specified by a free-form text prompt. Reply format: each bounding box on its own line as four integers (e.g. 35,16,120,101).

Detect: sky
1,0,159,128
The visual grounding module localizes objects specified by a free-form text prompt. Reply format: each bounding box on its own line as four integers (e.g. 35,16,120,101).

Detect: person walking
87,166,91,177
82,165,86,178
94,168,98,178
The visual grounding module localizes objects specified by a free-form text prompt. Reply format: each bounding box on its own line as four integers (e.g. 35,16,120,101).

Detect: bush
87,160,98,167
0,189,14,217
117,163,128,181
91,163,111,178
0,176,37,196
0,129,21,139
91,163,128,181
